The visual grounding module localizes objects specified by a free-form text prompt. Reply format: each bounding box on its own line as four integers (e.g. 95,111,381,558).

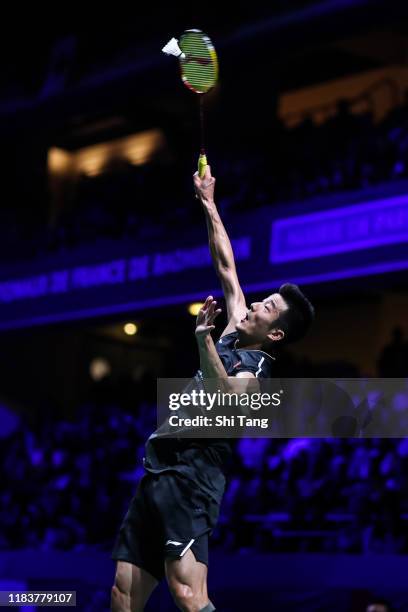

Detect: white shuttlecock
162,37,185,59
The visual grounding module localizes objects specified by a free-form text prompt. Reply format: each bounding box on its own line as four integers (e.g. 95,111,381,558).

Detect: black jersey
143,331,274,505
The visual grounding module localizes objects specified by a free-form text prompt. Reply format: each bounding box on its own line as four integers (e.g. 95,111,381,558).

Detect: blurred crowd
217,436,408,554
1,332,408,557
3,94,408,262
0,401,151,552
49,94,408,248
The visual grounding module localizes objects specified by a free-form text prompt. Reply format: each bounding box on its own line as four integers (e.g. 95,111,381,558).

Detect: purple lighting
1,258,408,331
271,194,408,263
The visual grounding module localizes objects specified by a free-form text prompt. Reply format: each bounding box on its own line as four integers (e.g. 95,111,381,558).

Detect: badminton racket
162,29,218,178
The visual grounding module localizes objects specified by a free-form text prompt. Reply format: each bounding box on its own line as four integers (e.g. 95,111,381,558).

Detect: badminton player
111,166,314,611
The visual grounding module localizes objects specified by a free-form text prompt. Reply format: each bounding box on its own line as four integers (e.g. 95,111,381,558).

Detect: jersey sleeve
233,351,273,378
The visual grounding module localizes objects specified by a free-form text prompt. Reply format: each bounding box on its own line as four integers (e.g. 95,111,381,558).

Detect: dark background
1,2,408,610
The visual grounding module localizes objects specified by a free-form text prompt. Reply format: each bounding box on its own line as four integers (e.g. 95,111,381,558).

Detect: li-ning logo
183,56,211,67
166,540,182,546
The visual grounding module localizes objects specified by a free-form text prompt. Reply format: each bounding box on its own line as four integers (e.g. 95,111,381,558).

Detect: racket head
179,29,218,94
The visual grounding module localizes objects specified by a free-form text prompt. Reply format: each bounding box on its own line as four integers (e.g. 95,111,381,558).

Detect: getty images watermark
156,378,408,438
168,388,283,429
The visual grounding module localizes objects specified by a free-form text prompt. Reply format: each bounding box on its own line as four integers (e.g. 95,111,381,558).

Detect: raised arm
193,167,247,334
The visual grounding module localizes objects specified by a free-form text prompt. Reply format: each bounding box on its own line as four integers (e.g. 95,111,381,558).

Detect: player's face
236,293,288,344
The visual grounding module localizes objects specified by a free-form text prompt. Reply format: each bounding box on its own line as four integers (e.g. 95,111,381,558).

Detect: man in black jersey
111,167,314,611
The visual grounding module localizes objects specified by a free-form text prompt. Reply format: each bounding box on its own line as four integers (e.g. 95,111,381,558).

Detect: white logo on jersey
166,540,182,546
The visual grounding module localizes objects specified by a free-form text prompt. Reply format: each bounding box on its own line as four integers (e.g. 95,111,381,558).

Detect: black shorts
111,472,215,582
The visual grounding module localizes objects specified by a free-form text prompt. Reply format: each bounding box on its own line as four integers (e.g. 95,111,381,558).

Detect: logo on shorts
166,540,182,546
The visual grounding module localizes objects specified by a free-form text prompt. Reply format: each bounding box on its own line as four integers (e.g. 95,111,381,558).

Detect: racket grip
198,152,207,178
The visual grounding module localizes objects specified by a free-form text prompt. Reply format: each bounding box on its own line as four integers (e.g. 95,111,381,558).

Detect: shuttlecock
162,37,185,59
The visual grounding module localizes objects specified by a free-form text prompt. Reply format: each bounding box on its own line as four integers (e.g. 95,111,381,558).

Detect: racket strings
179,31,218,94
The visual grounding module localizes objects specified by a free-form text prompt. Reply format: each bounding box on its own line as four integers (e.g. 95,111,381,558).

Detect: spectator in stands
366,597,393,612
378,327,408,377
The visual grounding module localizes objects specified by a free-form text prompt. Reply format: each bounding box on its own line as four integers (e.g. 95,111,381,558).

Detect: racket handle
198,152,207,178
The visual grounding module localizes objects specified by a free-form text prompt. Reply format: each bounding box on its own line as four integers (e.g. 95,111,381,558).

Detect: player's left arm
195,296,257,389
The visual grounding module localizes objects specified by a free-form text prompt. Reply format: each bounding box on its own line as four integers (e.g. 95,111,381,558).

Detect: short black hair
277,283,315,344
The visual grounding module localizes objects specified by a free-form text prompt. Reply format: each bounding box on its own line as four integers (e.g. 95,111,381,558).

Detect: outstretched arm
194,167,247,336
